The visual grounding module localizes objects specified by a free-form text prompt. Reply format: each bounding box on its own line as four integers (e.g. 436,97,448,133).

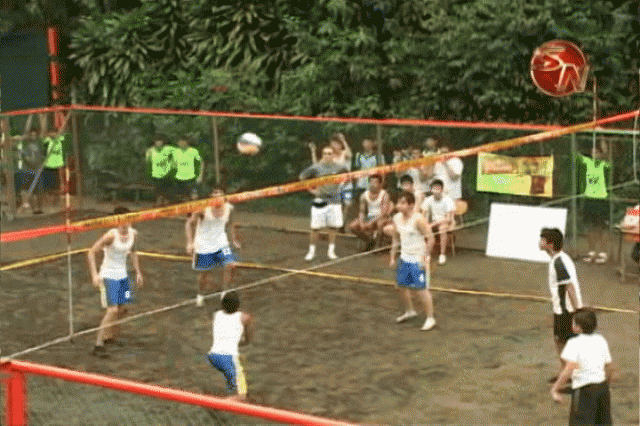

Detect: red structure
1,360,358,426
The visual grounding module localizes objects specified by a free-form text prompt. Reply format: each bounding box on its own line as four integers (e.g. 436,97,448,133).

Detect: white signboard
486,203,567,263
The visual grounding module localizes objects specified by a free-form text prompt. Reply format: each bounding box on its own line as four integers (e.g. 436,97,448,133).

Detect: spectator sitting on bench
420,179,455,266
620,203,640,264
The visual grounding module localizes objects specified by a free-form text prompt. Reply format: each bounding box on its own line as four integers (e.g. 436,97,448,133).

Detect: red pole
47,26,64,130
2,367,28,426
5,360,357,426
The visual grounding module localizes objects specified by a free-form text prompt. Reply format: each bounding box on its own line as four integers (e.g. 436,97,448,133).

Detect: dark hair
221,291,240,313
153,134,166,143
573,309,597,334
540,227,563,250
398,190,416,205
113,206,130,215
430,179,444,189
369,174,382,183
399,175,414,185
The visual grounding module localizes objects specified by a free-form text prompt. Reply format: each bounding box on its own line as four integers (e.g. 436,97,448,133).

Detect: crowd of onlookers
299,133,465,265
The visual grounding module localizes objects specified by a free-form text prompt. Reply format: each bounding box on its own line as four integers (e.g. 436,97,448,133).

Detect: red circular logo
530,40,589,97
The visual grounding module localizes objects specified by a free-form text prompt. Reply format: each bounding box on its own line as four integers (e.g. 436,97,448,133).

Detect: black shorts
42,167,59,191
173,178,197,199
583,198,608,227
570,382,611,426
151,176,172,197
553,312,575,343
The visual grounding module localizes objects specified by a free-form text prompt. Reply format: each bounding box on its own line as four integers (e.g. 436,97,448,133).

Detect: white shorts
310,204,343,229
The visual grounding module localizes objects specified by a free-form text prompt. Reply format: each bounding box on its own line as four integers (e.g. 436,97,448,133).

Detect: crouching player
88,206,143,357
389,191,436,331
207,291,254,400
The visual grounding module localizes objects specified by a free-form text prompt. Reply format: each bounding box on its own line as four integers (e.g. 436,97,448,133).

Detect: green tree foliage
63,0,638,123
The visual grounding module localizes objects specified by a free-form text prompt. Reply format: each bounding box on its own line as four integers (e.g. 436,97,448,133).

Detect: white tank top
393,212,426,263
365,189,384,220
194,204,232,254
99,227,136,280
210,310,244,355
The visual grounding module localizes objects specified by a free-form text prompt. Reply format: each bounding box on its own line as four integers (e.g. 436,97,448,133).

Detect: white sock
308,244,316,254
328,243,335,253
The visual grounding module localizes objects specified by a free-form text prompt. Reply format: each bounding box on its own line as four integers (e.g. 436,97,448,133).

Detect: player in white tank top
389,191,436,331
207,291,254,399
186,189,241,307
348,175,391,251
88,206,144,357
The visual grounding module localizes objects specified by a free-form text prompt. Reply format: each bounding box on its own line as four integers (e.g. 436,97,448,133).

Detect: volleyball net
1,106,639,424
1,105,638,238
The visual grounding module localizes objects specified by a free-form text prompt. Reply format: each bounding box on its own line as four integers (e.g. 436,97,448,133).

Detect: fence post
211,117,221,185
70,109,82,208
2,365,28,426
570,133,578,251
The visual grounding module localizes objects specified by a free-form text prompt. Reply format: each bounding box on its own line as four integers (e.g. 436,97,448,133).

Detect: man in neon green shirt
577,144,611,264
145,134,174,206
42,131,68,209
171,136,203,201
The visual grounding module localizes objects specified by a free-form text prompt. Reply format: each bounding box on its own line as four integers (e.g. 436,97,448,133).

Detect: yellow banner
477,153,554,197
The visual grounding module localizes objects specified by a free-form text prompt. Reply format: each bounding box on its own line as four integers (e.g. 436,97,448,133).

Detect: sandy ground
1,200,638,425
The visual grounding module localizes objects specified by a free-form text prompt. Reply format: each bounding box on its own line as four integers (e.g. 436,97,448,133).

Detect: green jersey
146,145,174,179
43,134,66,169
172,147,201,181
577,154,610,199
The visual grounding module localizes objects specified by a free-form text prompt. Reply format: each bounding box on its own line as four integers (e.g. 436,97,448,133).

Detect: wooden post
71,110,82,208
570,133,578,250
376,124,383,156
0,117,17,220
211,117,221,185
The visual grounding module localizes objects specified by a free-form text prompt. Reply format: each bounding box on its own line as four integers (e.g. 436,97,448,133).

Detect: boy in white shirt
551,309,613,425
207,291,254,400
421,179,455,265
186,188,241,307
88,206,144,357
389,191,436,331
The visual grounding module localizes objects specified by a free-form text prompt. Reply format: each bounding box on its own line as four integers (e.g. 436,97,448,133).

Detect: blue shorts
396,259,428,290
100,277,133,308
193,247,237,271
207,353,247,395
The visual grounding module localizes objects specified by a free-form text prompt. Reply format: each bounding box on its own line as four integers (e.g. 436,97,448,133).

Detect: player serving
186,188,240,307
389,191,436,331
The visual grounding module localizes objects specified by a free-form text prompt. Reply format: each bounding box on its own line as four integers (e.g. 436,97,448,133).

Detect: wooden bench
104,182,155,204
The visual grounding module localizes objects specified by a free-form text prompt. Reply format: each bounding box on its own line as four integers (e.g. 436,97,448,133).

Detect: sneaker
196,294,205,307
438,254,446,265
421,317,436,331
583,252,596,263
304,250,315,261
396,310,417,323
91,345,109,358
328,250,338,260
103,338,125,347
595,252,608,264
